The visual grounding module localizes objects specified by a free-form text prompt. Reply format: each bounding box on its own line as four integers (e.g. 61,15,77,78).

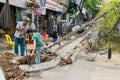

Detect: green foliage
98,0,120,15
82,0,102,16
96,0,120,50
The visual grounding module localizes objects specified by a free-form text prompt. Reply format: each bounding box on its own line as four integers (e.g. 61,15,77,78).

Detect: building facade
0,0,27,36
34,0,64,34
52,0,70,35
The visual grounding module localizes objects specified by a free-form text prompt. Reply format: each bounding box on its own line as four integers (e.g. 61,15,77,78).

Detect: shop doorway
36,15,44,33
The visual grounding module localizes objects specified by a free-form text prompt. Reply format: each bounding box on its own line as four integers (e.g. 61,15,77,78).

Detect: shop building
52,0,69,35
0,0,27,36
35,0,63,35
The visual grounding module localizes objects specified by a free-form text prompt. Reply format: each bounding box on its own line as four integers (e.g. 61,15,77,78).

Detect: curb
19,56,61,72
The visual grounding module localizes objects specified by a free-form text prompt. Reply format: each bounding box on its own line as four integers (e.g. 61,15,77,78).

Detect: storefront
37,0,63,34
0,0,27,36
46,0,63,33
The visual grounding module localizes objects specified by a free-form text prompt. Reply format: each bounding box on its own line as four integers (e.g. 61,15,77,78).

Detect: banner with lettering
46,0,63,12
37,0,46,15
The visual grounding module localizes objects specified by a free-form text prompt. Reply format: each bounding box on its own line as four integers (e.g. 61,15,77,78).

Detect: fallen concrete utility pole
48,3,120,50
19,3,120,73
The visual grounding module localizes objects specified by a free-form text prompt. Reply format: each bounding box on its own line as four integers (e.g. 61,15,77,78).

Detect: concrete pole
32,6,34,23
37,15,39,32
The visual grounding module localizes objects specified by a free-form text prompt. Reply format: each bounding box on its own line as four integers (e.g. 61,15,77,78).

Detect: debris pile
0,52,28,80
59,57,72,66
17,55,36,65
41,49,57,62
17,49,57,65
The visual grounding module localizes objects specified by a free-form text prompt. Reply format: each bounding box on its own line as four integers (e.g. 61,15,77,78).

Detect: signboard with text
46,0,63,12
37,7,46,15
37,0,46,15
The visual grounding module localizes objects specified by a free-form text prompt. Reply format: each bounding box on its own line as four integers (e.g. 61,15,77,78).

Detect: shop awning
0,0,26,8
46,0,63,12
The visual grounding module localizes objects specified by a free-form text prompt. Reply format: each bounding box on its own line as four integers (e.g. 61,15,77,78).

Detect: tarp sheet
0,0,10,30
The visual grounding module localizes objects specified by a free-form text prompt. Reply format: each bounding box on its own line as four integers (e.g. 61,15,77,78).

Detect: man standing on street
14,17,30,56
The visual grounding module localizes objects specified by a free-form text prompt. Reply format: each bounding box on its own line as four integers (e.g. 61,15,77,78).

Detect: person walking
26,29,48,64
14,17,30,56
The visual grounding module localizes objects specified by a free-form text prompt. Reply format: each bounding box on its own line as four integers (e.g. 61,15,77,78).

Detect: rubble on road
0,49,58,79
59,56,72,66
17,49,57,65
0,52,29,80
41,49,57,62
17,55,36,65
